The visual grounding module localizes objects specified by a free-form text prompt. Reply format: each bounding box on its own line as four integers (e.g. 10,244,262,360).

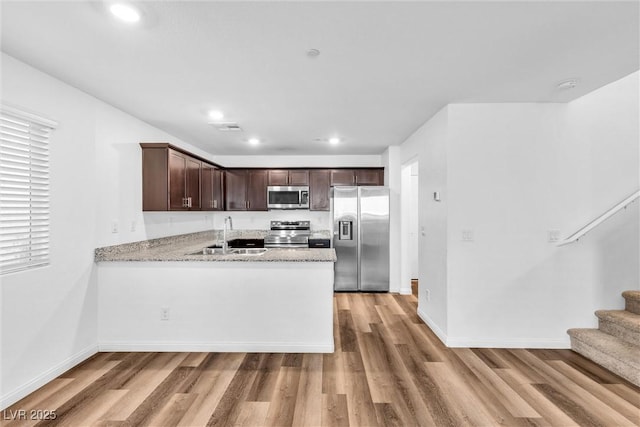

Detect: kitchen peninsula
94,230,336,353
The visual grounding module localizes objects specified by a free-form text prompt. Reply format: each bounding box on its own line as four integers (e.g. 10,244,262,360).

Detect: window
0,106,57,274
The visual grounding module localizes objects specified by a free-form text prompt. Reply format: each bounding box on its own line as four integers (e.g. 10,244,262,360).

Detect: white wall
382,146,403,293
400,71,639,348
94,100,220,247
1,53,100,408
446,103,581,346
214,154,382,168
399,107,451,339
410,164,419,278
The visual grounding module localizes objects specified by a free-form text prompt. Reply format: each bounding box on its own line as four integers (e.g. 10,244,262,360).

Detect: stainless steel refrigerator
332,186,390,292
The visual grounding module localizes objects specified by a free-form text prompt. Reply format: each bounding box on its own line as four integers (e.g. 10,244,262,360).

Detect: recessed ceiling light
109,3,141,23
248,138,260,146
329,137,340,145
307,48,321,58
208,110,225,121
557,79,579,90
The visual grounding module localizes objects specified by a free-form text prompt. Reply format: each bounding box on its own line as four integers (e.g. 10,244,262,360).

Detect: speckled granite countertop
95,230,336,263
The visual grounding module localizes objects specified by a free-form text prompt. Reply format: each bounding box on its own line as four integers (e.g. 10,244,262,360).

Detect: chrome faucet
223,216,233,254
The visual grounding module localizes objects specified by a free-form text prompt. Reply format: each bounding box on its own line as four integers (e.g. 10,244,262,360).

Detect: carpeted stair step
596,310,640,346
568,328,640,387
622,290,640,315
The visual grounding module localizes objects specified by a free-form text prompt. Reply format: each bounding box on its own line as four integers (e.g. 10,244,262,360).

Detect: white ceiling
1,1,638,155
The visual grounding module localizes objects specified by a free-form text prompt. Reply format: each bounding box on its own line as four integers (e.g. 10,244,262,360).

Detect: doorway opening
400,159,419,295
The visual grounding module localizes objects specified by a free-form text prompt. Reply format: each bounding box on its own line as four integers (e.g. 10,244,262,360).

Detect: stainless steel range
264,220,310,248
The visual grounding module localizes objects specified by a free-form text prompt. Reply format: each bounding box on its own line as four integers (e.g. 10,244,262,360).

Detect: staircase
567,290,640,387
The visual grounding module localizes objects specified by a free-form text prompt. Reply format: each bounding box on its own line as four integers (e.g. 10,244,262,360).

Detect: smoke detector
557,79,579,90
209,122,243,132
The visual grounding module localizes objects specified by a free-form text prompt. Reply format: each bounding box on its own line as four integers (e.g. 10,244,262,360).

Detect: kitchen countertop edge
95,230,336,263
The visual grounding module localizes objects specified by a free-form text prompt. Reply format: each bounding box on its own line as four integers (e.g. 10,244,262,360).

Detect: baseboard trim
399,287,412,295
417,307,448,346
1,344,98,410
98,341,335,353
445,337,570,349
416,308,570,348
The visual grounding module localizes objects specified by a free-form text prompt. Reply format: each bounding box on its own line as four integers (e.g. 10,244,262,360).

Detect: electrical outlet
425,289,430,301
130,220,137,232
548,229,560,243
462,229,474,241
111,221,119,234
160,307,170,321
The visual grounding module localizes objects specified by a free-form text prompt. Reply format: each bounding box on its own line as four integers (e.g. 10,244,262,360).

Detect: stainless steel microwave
267,186,310,209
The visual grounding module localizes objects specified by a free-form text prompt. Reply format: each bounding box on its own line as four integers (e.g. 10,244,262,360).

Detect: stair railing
557,189,640,246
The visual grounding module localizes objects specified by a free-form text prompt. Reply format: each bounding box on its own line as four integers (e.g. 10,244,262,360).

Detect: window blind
0,106,57,275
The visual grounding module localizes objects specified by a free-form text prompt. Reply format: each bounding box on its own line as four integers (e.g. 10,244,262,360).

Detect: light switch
462,229,474,241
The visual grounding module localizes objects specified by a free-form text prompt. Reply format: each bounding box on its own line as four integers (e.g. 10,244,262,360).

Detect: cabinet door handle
247,200,250,209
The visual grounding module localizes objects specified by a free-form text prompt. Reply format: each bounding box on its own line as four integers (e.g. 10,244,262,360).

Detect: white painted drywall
382,146,403,293
400,71,639,348
1,54,100,408
400,164,413,295
399,107,451,340
212,154,382,168
446,102,582,347
410,164,419,279
97,261,334,353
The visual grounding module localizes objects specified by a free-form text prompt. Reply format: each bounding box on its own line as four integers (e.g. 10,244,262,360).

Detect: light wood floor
3,292,639,427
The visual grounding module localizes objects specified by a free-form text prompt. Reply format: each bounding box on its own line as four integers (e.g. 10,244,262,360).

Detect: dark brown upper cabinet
309,169,331,211
141,144,383,213
330,169,356,186
225,169,268,211
248,169,268,210
330,169,384,187
355,169,384,186
169,150,201,210
141,143,205,211
202,163,224,211
268,169,309,186
224,169,248,211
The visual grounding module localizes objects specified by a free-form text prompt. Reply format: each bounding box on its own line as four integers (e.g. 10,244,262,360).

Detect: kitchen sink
201,246,224,255
230,248,268,255
192,246,268,256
